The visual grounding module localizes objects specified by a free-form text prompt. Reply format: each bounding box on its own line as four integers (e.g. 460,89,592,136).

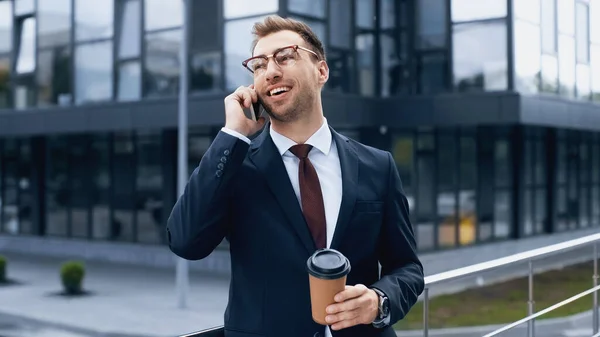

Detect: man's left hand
325,284,379,330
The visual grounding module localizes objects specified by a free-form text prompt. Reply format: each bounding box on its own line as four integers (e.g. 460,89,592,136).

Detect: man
166,15,424,337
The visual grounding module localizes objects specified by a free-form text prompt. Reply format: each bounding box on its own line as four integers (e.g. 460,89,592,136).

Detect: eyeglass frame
241,44,321,74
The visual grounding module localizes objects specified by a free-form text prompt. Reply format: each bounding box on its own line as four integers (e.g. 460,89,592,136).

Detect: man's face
251,30,328,123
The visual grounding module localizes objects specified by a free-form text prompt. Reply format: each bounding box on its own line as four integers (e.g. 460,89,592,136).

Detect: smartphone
249,98,265,122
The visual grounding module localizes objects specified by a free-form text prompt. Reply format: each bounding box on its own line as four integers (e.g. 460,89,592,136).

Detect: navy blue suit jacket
167,125,424,337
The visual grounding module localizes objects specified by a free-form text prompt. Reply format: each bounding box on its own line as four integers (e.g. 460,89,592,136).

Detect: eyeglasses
242,45,320,75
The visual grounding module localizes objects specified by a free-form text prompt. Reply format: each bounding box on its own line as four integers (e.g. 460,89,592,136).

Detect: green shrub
60,261,85,294
0,256,6,282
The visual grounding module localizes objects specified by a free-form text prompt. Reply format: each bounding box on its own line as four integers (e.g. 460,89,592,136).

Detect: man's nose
264,58,282,81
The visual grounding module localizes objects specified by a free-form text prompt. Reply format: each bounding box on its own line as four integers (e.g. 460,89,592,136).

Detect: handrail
177,326,224,337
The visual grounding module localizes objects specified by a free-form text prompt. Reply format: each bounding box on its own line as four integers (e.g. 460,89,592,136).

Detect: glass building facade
0,0,599,252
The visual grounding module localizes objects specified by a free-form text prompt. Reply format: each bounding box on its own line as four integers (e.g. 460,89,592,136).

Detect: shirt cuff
221,127,251,144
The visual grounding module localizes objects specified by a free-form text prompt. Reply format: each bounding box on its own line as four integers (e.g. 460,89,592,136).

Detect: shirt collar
269,117,332,157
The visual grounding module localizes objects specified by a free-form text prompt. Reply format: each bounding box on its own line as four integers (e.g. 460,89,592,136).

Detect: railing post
593,243,599,334
423,287,429,337
528,260,535,337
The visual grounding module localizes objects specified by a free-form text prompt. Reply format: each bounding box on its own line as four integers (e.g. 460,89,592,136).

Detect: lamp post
175,0,190,310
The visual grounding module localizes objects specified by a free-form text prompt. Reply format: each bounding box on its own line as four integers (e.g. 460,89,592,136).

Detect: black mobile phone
250,99,264,122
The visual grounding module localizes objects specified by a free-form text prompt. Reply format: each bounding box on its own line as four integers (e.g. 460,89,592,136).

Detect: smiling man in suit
166,15,424,337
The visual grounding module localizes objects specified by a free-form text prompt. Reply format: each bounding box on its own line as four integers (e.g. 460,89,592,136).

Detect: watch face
382,298,390,316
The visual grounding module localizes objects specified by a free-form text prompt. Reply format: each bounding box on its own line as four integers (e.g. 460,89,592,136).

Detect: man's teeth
270,87,290,96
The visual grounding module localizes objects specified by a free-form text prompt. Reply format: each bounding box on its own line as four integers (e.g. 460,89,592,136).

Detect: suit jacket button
217,163,224,170
223,149,230,156
220,156,227,163
216,170,223,177
313,332,322,337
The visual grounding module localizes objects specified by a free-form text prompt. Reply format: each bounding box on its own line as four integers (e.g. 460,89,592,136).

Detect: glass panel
592,45,600,101
558,34,576,97
437,133,457,248
112,132,135,242
145,29,181,97
391,134,414,202
419,53,447,94
0,1,11,53
17,18,36,74
593,185,600,226
75,41,113,104
289,16,326,46
541,0,556,53
594,144,599,183
17,140,32,235
46,136,69,237
355,0,374,29
380,0,395,29
591,0,600,43
90,135,111,240
576,64,591,99
541,53,559,93
145,0,181,31
70,136,89,238
557,186,568,231
575,3,589,64
558,0,575,35
524,189,532,235
535,140,546,185
118,0,141,59
325,50,352,93
223,0,278,19
38,0,71,48
356,34,375,96
417,154,435,250
494,190,511,238
15,0,34,16
14,84,35,109
225,16,268,90
136,131,163,244
416,0,447,49
535,188,546,233
0,57,9,109
515,19,541,94
75,0,113,41
515,0,540,23
288,0,325,18
381,34,397,97
37,47,72,107
452,0,507,22
453,21,507,92
580,186,589,227
495,138,511,187
329,0,351,48
191,51,221,92
118,60,141,101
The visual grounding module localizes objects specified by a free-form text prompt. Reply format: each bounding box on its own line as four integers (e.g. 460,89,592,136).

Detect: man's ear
317,60,329,86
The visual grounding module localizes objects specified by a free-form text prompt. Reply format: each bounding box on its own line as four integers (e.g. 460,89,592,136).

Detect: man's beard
263,88,314,123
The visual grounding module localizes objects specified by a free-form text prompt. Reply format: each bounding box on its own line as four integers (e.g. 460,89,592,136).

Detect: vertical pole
528,260,535,337
175,0,190,310
423,288,429,337
593,243,599,334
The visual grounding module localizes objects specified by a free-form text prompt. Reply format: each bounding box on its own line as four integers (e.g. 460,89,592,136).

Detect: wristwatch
371,287,390,328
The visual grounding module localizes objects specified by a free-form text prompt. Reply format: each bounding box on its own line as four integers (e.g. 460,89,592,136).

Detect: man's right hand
224,84,267,137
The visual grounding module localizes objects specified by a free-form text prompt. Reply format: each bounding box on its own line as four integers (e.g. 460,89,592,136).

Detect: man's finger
326,307,360,326
327,297,361,314
334,284,368,302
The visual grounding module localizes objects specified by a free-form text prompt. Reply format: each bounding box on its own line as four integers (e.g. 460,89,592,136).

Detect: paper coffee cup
306,249,351,325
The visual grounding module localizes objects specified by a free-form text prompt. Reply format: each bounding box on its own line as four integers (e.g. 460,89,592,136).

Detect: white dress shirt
222,118,342,337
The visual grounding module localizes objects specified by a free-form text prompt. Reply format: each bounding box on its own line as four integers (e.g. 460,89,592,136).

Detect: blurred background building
0,0,598,255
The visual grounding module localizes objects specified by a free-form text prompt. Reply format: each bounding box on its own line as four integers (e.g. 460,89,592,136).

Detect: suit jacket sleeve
166,131,249,260
371,152,425,324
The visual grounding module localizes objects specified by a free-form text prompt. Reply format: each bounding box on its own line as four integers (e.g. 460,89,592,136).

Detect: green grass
394,261,598,330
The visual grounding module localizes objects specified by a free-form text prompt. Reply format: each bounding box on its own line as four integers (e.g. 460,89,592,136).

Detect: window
118,0,141,59
591,45,600,100
75,0,113,42
591,0,600,44
380,0,395,29
225,16,268,90
558,0,574,35
541,54,559,92
224,0,277,19
416,0,447,49
355,0,375,29
514,0,540,24
190,51,221,92
16,17,36,74
541,0,557,53
37,47,72,107
418,53,448,94
38,0,71,48
329,0,351,48
75,41,113,103
451,0,506,22
453,21,507,92
145,0,181,31
575,2,589,64
0,57,9,108
289,16,326,46
144,29,181,96
0,1,11,53
576,64,590,99
558,34,576,97
515,20,541,93
118,61,141,101
288,0,325,18
14,0,34,16
356,34,375,96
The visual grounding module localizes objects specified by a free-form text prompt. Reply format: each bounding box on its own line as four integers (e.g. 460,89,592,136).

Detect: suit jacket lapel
249,127,317,255
330,128,359,250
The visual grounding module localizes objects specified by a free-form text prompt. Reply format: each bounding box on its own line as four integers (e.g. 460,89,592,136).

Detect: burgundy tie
289,144,327,249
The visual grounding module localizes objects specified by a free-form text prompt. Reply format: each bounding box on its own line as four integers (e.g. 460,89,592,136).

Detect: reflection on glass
576,64,590,100
0,57,9,109
15,0,34,15
329,0,351,48
355,0,374,28
0,1,11,53
75,41,113,104
515,20,541,94
514,0,540,23
145,0,181,31
38,0,71,48
381,34,398,97
225,16,268,90
136,131,163,244
575,2,589,64
75,0,113,41
591,1,600,43
541,54,558,93
416,0,447,49
45,136,69,237
591,45,600,101
325,50,352,93
191,51,221,92
288,0,325,18
37,47,72,107
419,53,447,94
70,136,90,238
557,0,574,34
119,0,141,59
17,18,36,74
112,132,135,242
224,0,277,19
558,34,575,97
356,34,375,96
452,0,506,22
118,61,141,101
14,84,35,109
90,135,111,240
494,191,511,238
541,0,556,53
453,21,507,92
145,29,181,96
380,0,395,29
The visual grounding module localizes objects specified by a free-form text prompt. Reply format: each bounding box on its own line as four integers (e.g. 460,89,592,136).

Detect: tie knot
289,144,313,159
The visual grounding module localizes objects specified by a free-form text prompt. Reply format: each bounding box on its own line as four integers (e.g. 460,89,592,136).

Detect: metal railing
178,232,600,337
423,232,600,337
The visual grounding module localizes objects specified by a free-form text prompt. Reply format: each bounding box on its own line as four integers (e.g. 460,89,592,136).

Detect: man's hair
250,15,326,61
